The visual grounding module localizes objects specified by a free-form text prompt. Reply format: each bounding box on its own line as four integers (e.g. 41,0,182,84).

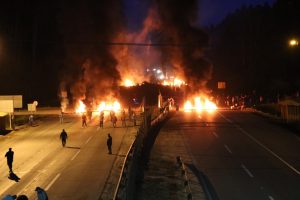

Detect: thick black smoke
58,0,123,103
153,0,212,90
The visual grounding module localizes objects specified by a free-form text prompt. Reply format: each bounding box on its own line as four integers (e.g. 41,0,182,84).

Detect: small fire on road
184,96,217,113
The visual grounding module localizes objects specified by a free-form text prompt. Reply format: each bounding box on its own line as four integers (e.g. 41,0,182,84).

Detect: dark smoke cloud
58,0,123,102
153,0,212,90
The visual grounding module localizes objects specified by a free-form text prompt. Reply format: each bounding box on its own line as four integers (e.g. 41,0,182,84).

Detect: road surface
166,110,300,200
0,113,138,200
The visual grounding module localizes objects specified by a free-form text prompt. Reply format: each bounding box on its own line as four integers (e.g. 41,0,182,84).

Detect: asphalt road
0,113,138,200
168,110,300,200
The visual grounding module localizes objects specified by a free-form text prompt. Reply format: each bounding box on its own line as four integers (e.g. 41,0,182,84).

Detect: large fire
184,96,217,113
97,100,121,112
162,78,186,87
122,79,135,87
75,100,86,114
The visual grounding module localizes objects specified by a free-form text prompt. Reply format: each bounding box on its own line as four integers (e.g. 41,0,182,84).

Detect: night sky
198,0,277,26
124,0,277,28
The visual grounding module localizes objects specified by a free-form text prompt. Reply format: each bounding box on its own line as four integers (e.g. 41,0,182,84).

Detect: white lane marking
71,150,81,161
85,136,92,145
219,112,300,176
212,132,219,138
224,144,233,154
45,173,61,191
237,126,300,176
241,164,254,178
268,195,275,200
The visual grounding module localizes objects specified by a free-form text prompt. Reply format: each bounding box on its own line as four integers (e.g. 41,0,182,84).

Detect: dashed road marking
224,144,233,154
241,164,254,178
71,150,81,161
212,132,219,138
268,195,275,200
45,173,61,191
85,136,92,145
219,112,300,176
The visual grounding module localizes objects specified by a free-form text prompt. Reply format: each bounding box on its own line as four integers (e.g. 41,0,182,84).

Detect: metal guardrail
113,108,169,200
177,156,193,200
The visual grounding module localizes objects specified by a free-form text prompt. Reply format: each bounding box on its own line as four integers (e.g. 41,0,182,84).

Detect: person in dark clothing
5,148,14,173
82,113,87,127
60,129,68,147
107,134,112,154
35,186,48,200
99,111,104,128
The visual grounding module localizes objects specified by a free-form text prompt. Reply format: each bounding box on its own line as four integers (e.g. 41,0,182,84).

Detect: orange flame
184,96,217,113
122,79,135,87
162,78,186,87
75,100,86,114
97,100,121,112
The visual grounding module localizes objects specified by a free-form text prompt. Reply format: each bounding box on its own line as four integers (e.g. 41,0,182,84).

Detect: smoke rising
59,0,123,104
59,0,212,106
153,0,212,90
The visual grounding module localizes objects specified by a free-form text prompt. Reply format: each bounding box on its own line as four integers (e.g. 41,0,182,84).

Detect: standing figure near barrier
132,112,136,126
107,134,112,154
121,110,126,127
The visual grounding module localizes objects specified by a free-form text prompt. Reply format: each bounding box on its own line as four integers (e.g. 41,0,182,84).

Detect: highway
0,113,138,200
167,110,300,200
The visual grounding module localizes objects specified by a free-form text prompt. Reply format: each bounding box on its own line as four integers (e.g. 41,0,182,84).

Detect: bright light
97,101,121,113
289,39,299,47
123,79,135,87
157,69,161,74
184,100,193,112
159,74,165,79
183,96,217,113
75,100,86,114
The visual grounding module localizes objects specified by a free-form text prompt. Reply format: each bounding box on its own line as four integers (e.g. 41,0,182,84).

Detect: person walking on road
60,129,68,147
35,187,48,200
5,148,14,173
107,134,112,154
82,113,87,127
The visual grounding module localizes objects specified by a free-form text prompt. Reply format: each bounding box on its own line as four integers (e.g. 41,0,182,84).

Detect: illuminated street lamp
289,39,299,47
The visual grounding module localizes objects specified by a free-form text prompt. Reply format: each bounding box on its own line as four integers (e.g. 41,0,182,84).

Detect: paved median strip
241,164,254,178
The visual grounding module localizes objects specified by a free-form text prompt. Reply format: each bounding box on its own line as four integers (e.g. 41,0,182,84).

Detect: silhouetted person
29,115,34,126
132,112,136,126
107,134,112,154
99,111,104,128
82,113,87,127
112,116,117,128
35,187,48,200
121,110,126,127
59,111,64,123
16,195,28,200
5,148,14,173
60,129,68,147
